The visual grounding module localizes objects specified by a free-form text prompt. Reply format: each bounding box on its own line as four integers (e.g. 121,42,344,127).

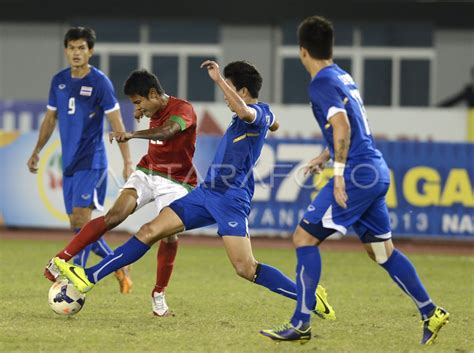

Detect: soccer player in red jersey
45,69,198,316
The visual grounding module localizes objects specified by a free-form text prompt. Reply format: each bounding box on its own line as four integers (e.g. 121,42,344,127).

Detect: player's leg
54,207,185,293
55,170,152,261
221,234,297,296
152,234,178,316
69,207,94,267
356,194,448,344
54,187,214,293
150,177,191,316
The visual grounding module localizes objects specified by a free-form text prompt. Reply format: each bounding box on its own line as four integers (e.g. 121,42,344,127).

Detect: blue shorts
169,186,250,236
300,178,391,243
62,168,107,215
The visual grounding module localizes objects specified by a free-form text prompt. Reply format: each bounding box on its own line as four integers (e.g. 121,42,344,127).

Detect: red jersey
137,96,197,187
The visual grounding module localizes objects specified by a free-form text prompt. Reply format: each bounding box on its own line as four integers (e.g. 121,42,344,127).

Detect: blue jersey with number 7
47,66,119,176
309,64,390,183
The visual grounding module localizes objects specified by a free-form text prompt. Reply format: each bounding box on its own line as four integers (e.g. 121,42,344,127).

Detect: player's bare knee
104,210,125,228
136,223,156,245
234,260,257,281
292,226,319,248
163,234,178,243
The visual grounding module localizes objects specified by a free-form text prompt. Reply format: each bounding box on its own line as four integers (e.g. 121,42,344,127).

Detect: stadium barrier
1,131,472,238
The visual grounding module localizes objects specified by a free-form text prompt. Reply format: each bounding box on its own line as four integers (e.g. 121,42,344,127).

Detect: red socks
56,216,108,261
154,240,178,293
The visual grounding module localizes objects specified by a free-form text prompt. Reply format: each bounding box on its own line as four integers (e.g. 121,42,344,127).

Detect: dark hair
297,16,334,60
223,61,262,98
123,69,165,97
64,27,96,49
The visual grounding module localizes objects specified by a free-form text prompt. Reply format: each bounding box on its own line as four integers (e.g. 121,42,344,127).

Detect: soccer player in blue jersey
27,27,133,293
54,60,335,320
259,16,449,345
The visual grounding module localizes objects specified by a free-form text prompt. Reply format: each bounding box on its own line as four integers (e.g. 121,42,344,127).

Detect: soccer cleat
53,257,94,294
421,307,450,345
313,284,336,320
44,258,60,282
151,291,173,317
260,322,311,344
114,265,133,294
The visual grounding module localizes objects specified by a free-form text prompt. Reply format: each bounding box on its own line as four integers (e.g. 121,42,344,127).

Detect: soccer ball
48,279,86,316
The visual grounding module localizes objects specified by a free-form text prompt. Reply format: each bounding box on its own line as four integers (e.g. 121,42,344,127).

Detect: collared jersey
203,102,276,203
309,64,390,182
47,66,119,176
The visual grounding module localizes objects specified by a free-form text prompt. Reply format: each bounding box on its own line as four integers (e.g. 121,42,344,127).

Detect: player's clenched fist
109,131,133,143
201,60,222,82
27,153,40,173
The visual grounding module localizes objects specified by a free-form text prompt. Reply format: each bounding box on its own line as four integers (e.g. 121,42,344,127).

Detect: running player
259,16,449,345
46,69,198,316
52,60,336,320
27,27,133,293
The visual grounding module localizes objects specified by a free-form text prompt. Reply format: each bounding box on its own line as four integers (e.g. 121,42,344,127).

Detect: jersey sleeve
169,103,196,131
46,77,57,111
310,77,347,121
97,75,120,114
245,104,274,129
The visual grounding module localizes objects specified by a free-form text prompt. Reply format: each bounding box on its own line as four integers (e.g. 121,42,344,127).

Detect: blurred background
0,0,473,239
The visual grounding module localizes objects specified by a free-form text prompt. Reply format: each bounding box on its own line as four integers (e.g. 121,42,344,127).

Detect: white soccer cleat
44,258,60,282
151,291,172,317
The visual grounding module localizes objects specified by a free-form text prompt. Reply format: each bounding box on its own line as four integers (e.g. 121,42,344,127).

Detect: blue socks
72,228,92,267
290,246,321,328
91,238,114,258
85,236,150,283
381,249,436,319
254,263,297,300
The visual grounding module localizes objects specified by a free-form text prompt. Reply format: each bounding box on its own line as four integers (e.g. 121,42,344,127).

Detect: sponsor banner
0,132,472,237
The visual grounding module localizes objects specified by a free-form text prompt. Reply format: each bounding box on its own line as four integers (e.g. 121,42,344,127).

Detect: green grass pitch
0,238,472,353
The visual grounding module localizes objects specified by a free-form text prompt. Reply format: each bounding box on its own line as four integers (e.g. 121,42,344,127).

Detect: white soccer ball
48,279,86,316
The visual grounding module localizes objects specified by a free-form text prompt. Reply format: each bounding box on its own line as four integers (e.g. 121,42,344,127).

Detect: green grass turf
0,238,472,353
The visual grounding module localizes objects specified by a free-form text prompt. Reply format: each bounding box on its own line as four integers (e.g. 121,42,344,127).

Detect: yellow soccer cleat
421,307,449,345
114,265,133,294
53,257,94,294
313,284,336,320
260,322,311,344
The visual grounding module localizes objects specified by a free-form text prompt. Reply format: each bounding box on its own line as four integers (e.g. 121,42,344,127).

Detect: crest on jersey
58,84,66,90
80,86,93,96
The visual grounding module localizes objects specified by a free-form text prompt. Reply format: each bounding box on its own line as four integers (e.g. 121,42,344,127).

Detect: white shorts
121,170,190,213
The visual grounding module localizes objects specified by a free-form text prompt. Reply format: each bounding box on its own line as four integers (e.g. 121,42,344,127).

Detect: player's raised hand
334,175,348,209
201,60,222,82
109,131,133,143
27,153,39,174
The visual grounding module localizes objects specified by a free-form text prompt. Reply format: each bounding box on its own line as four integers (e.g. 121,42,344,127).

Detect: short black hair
123,69,165,97
297,16,334,60
64,27,96,49
223,61,262,99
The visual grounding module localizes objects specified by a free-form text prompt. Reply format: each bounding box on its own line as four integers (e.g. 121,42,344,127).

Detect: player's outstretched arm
109,119,182,143
330,112,351,209
200,60,256,123
27,109,57,174
106,110,134,179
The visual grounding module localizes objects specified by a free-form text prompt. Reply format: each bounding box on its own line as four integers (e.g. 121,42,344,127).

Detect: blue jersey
47,66,119,176
309,64,389,182
203,102,275,203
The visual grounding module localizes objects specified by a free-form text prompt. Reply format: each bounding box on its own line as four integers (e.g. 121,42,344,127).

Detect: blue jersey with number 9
47,66,119,176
